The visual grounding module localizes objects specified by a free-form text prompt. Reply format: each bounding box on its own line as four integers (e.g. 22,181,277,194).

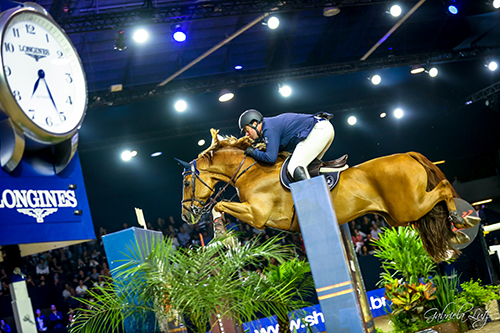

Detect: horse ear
174,158,190,169
210,128,220,144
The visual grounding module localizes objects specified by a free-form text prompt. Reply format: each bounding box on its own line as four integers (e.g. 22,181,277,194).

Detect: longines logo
0,189,77,223
19,45,50,61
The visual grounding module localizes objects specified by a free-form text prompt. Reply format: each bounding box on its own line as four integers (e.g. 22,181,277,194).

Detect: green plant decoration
457,279,500,308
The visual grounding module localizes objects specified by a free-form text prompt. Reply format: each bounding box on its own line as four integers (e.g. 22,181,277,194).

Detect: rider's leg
288,120,335,180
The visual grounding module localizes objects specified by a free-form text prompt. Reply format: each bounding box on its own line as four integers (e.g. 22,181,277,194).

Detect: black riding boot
293,166,310,181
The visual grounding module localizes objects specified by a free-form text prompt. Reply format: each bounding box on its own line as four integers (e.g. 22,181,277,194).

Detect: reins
181,155,257,220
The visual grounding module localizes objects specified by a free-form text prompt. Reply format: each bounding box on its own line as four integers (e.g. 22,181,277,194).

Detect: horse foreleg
214,201,266,229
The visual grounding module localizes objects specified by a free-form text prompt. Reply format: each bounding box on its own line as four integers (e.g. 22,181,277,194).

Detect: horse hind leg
430,179,480,230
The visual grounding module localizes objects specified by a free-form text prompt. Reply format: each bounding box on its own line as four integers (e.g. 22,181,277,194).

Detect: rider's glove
244,147,255,156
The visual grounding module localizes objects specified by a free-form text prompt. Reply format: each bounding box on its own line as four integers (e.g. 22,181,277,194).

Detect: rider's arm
249,130,280,164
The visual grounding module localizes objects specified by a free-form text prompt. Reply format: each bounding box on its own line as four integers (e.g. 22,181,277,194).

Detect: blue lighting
173,30,186,42
448,5,458,15
234,65,243,70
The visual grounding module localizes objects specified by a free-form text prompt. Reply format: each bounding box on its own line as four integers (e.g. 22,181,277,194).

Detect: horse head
180,129,253,224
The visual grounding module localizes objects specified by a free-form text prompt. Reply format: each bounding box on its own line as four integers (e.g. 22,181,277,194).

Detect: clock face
1,11,86,135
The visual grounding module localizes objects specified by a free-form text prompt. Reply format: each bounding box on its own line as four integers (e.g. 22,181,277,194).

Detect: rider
238,109,347,181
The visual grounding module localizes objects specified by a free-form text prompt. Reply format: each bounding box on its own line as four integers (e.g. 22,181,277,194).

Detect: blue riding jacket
248,113,331,164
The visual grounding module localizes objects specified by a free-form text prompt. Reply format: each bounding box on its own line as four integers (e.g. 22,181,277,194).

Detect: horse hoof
454,216,481,229
450,231,470,244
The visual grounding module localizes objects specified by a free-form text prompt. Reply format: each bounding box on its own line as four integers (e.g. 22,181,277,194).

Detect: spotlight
369,75,381,85
380,112,387,118
389,5,402,17
133,29,148,43
493,0,500,9
174,100,187,112
447,1,459,15
151,152,162,157
172,25,187,43
428,67,439,77
279,85,292,97
394,108,404,118
121,150,137,161
234,65,243,70
114,30,126,51
487,61,498,71
347,116,357,125
218,89,234,102
198,139,206,146
265,16,280,29
410,65,425,74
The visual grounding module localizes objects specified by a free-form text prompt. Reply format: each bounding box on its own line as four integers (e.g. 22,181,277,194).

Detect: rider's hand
244,147,255,156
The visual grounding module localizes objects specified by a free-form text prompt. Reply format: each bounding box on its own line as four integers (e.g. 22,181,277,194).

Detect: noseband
181,156,256,221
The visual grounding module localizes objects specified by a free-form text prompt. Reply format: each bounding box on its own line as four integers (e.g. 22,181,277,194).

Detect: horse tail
406,152,460,262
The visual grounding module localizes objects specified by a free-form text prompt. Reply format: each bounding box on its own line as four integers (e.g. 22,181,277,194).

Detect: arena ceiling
23,0,500,229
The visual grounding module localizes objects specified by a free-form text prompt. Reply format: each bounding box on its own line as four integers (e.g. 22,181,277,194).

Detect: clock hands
31,69,64,122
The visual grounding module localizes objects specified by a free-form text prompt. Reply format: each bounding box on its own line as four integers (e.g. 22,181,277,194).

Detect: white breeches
287,119,335,176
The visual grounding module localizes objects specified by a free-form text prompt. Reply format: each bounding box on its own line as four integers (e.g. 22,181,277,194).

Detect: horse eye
184,181,191,188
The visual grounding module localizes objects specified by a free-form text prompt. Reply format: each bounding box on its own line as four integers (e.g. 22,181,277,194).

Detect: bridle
181,156,257,221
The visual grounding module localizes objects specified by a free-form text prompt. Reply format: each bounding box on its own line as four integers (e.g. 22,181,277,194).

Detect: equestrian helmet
238,109,263,134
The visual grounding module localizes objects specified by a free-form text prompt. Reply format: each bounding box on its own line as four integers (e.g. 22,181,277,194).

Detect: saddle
279,154,349,190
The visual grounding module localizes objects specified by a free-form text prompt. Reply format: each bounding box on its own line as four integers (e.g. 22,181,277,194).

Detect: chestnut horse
180,130,479,262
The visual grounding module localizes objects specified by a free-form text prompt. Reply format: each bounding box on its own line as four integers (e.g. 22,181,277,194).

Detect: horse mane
197,129,271,164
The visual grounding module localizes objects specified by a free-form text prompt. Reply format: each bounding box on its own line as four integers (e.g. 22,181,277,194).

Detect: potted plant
373,227,463,333
69,234,314,333
457,279,500,330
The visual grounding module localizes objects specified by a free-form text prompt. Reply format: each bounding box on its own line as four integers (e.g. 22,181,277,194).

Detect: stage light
218,89,234,102
114,30,126,51
348,116,357,125
234,65,243,70
493,0,500,9
394,108,404,118
448,5,458,15
428,67,438,77
173,31,186,43
487,61,498,71
267,16,280,29
370,75,381,85
410,65,425,74
133,29,149,43
151,152,162,157
380,112,387,118
390,5,402,17
198,139,206,146
121,150,137,161
174,100,187,112
279,85,292,97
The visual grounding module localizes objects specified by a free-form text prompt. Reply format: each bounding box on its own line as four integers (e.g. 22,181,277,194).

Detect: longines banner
0,152,95,245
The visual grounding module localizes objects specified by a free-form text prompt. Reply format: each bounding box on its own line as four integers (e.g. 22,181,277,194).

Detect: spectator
360,245,372,256
77,258,87,271
38,275,46,287
82,251,90,263
67,308,75,326
370,224,383,240
169,233,180,250
36,258,49,276
66,288,80,309
91,249,101,261
90,267,99,281
226,218,239,232
94,275,105,288
35,309,48,331
73,270,90,285
0,282,9,296
0,319,11,333
122,223,128,229
360,216,372,235
352,229,364,254
50,258,64,275
62,284,71,299
88,258,99,268
0,269,7,282
49,304,64,329
75,280,88,296
177,227,191,247
100,262,111,277
26,275,36,288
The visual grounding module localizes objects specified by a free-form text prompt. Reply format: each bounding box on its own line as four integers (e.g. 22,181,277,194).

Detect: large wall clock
0,3,87,173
